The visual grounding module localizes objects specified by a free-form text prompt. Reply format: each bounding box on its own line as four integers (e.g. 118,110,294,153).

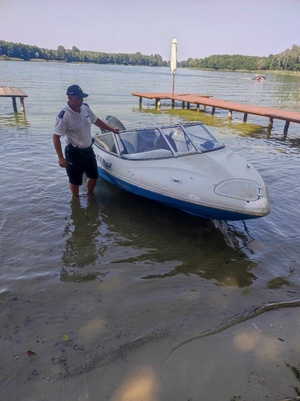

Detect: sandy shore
2,287,300,401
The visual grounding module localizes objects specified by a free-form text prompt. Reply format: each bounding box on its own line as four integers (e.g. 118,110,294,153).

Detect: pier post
172,99,175,108
283,120,290,137
20,97,25,113
182,101,185,109
139,97,142,108
243,113,248,122
268,117,273,130
267,117,273,136
12,97,18,113
211,107,215,115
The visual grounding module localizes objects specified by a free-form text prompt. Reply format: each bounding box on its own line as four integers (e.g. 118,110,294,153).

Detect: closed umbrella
171,37,177,95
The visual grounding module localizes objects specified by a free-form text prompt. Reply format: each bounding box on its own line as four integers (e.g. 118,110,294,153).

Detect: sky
1,0,300,61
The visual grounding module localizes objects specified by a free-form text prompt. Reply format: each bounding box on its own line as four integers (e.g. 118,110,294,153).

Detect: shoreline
1,56,299,77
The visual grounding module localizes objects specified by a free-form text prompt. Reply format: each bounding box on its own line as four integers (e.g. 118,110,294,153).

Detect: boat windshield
94,123,224,160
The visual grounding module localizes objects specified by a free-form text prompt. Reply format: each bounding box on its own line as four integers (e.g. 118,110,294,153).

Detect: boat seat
122,139,136,154
112,139,136,155
201,140,214,150
136,129,157,152
94,134,115,152
94,137,110,151
122,132,139,149
154,134,178,152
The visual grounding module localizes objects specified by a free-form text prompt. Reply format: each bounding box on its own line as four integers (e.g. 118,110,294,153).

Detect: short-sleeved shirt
54,103,97,148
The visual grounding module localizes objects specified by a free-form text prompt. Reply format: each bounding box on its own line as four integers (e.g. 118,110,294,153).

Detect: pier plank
0,86,28,98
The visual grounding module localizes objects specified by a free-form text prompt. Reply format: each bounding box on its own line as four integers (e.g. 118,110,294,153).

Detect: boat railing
94,123,224,157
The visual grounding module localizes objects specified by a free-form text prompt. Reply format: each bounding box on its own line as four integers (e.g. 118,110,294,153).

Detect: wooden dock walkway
0,86,28,113
132,92,300,135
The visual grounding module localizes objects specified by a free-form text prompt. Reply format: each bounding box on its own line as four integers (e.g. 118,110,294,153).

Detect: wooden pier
132,92,300,135
0,86,28,113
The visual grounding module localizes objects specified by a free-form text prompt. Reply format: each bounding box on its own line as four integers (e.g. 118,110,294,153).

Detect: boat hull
95,149,270,221
97,166,268,220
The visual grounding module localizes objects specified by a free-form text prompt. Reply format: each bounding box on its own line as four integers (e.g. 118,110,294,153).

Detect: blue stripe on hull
97,167,257,221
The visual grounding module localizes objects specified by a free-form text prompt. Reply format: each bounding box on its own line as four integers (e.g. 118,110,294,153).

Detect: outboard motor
105,115,126,131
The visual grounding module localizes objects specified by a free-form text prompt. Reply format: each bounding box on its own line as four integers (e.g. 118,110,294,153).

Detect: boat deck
132,92,300,135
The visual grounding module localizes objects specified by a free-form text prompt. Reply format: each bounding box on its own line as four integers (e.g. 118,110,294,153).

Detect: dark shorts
65,144,99,186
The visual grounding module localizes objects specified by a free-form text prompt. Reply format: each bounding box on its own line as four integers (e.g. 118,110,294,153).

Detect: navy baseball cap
66,85,88,98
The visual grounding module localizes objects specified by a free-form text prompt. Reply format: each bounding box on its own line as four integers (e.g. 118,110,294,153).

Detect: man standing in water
53,85,118,197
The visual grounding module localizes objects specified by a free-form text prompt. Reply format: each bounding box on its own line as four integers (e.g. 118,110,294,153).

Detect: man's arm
94,118,119,134
53,134,68,168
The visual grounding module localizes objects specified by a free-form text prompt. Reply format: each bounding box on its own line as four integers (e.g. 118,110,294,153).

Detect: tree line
0,41,166,67
1,40,300,71
181,45,300,71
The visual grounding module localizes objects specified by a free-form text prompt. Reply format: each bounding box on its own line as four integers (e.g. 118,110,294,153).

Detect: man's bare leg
70,183,80,197
87,178,97,196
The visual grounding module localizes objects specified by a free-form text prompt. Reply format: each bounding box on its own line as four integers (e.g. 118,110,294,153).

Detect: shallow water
1,60,300,400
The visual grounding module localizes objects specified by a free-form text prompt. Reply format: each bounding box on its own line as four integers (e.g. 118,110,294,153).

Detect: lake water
1,60,300,400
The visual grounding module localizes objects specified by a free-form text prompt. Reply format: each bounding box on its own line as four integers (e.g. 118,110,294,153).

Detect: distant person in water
253,75,266,81
53,85,119,197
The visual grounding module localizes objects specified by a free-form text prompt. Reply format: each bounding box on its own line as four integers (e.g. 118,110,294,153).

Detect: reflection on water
275,136,300,151
63,197,100,268
61,185,258,287
61,197,107,282
0,112,29,127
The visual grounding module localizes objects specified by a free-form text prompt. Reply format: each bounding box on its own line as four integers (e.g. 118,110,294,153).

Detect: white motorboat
93,117,270,221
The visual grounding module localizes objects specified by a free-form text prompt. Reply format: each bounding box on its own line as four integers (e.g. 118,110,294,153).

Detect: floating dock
0,86,28,113
132,92,300,136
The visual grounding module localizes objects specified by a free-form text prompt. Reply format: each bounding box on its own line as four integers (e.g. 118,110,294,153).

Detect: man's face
68,96,83,111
